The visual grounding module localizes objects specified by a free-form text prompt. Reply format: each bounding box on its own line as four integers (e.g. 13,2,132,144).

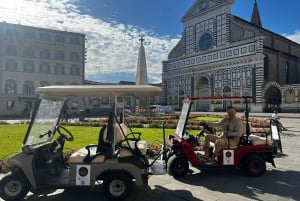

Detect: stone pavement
1,115,300,201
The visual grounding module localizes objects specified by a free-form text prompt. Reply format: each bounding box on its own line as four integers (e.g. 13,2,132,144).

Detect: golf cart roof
36,84,161,97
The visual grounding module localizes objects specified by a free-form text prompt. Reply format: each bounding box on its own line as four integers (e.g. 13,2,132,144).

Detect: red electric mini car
166,96,276,178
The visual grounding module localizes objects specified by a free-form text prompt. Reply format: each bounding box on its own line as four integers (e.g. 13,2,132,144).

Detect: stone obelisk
135,37,149,109
136,37,148,85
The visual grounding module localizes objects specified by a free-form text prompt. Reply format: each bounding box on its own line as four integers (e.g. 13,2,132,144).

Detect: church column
253,61,264,112
295,90,299,109
281,89,285,106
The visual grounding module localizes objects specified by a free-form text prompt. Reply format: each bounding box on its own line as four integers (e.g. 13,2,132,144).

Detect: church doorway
265,86,282,112
223,86,232,111
196,76,210,111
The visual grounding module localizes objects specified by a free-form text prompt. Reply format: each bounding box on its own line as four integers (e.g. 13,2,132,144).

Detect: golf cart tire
0,174,30,201
103,173,132,201
167,154,189,178
243,155,266,177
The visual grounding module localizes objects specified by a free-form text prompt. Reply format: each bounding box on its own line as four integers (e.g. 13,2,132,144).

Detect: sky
0,0,299,84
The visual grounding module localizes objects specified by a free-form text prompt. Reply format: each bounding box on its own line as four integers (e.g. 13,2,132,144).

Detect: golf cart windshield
23,96,65,147
175,101,193,138
175,96,253,139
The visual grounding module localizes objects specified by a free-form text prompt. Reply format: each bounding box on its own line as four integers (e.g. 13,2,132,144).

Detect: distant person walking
271,110,287,131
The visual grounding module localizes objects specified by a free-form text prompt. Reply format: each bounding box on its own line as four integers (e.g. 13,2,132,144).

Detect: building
162,0,300,112
0,22,85,118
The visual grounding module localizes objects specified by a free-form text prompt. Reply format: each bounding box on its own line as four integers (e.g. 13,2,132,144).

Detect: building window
40,49,50,59
264,56,269,81
24,30,35,39
70,52,80,61
70,37,80,45
70,65,80,75
40,63,50,73
5,60,17,71
185,26,194,54
55,35,65,43
199,33,213,51
5,80,17,94
5,45,17,56
23,47,34,58
5,29,17,39
55,63,65,74
24,101,33,118
40,81,50,87
23,61,35,72
7,100,15,110
55,50,65,60
40,32,50,41
23,81,35,95
285,63,290,84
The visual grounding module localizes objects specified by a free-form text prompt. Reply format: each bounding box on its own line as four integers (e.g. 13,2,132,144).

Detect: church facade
162,0,300,112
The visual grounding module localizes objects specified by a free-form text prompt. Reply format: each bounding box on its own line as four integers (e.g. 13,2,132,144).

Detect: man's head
227,106,237,120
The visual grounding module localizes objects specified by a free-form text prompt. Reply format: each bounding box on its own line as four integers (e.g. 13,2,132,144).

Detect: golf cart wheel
0,174,30,201
167,154,189,178
103,173,132,201
243,155,266,177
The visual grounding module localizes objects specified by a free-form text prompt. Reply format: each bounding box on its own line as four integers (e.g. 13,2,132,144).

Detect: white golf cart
0,85,161,201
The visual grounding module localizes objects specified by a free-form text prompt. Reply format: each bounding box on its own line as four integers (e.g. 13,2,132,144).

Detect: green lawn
0,124,28,159
0,115,221,160
0,124,182,160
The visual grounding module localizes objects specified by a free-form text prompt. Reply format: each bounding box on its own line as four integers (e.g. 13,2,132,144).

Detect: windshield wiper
39,130,52,138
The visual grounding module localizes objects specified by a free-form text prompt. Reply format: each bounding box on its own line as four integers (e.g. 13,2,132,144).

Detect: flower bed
63,114,270,130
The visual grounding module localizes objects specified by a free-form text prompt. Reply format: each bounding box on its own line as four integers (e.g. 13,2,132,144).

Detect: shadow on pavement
177,168,300,200
22,184,202,201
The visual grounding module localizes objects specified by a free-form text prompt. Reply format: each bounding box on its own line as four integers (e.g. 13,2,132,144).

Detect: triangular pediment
182,0,230,22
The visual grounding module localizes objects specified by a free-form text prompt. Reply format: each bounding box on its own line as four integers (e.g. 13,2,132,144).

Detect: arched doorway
265,86,281,112
223,86,232,111
196,76,210,111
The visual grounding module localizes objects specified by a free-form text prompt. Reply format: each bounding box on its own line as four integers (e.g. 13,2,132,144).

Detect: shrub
0,159,9,174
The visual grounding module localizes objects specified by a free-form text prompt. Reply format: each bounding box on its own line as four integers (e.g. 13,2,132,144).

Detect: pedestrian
271,110,287,131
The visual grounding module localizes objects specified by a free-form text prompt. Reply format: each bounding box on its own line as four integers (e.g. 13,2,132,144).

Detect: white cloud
0,0,179,83
283,30,300,44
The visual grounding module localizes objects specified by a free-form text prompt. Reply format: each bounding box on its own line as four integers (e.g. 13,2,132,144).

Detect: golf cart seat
248,134,272,146
239,123,272,146
114,123,148,157
68,125,109,164
68,147,105,164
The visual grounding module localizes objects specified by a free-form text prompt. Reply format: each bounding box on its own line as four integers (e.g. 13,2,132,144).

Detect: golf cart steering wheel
198,122,215,136
56,125,74,142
